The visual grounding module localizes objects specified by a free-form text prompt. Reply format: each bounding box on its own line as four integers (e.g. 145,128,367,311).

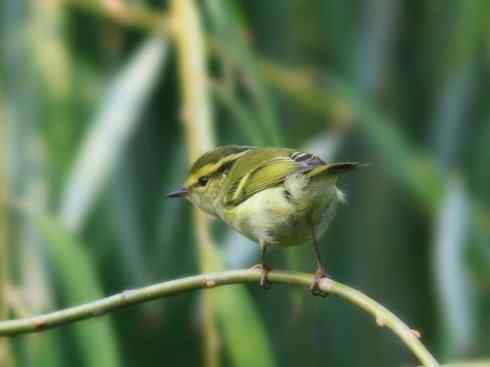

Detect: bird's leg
310,224,329,297
251,241,271,289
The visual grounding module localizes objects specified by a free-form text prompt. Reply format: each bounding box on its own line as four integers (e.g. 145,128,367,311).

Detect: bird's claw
310,270,330,297
251,264,272,290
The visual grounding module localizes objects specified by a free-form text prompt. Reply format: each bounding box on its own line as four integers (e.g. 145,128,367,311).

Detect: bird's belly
223,184,339,247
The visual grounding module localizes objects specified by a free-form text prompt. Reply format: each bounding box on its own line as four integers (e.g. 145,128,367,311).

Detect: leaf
35,213,120,367
205,0,283,146
211,83,267,146
214,286,276,367
205,247,276,367
59,37,168,231
433,179,476,358
31,333,64,367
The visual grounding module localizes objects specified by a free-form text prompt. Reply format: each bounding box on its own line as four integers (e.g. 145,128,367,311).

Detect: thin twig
0,270,439,367
439,362,490,367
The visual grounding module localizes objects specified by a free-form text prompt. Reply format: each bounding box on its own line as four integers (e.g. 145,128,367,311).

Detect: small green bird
168,145,361,295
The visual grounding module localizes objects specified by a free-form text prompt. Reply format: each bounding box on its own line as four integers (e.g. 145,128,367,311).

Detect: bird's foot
310,269,330,297
251,264,272,290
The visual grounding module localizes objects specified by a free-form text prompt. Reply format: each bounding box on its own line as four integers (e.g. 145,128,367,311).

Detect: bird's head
167,145,254,215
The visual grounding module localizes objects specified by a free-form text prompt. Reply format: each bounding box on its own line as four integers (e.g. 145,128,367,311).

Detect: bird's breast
222,176,340,246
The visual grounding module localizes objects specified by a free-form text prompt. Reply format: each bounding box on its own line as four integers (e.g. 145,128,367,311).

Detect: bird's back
220,148,327,207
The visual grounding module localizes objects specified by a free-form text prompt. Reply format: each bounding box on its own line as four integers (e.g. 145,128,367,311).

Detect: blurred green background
1,0,490,366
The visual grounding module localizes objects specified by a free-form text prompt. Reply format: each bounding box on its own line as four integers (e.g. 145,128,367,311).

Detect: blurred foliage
1,0,490,366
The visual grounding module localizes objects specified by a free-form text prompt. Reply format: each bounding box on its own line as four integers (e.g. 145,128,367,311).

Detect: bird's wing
223,149,325,206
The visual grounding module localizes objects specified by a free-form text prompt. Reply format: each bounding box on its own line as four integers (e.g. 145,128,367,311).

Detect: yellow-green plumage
219,148,341,247
168,145,360,294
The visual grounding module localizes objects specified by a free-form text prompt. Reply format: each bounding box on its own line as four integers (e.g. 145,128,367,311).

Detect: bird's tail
306,162,365,178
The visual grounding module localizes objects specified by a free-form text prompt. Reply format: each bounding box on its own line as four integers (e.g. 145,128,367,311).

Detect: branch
441,362,490,367
0,270,439,367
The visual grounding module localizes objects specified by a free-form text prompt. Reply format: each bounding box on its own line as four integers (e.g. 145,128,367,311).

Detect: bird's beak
167,187,188,198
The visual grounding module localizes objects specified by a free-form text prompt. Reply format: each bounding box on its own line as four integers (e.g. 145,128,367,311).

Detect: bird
167,145,361,296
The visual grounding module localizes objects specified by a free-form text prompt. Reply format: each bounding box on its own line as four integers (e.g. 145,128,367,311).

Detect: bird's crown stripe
187,151,250,186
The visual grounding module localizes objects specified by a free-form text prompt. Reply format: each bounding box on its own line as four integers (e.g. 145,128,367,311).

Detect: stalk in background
0,101,13,366
169,1,219,366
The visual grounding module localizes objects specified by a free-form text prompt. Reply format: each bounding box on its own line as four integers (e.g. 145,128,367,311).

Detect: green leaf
215,286,276,367
31,333,64,367
205,0,283,146
35,214,120,367
205,248,276,367
433,180,476,358
60,38,168,232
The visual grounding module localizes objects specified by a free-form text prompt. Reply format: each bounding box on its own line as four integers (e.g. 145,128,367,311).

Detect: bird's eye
198,176,209,187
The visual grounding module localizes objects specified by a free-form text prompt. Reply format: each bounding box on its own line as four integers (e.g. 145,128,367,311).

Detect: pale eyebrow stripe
187,150,252,187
